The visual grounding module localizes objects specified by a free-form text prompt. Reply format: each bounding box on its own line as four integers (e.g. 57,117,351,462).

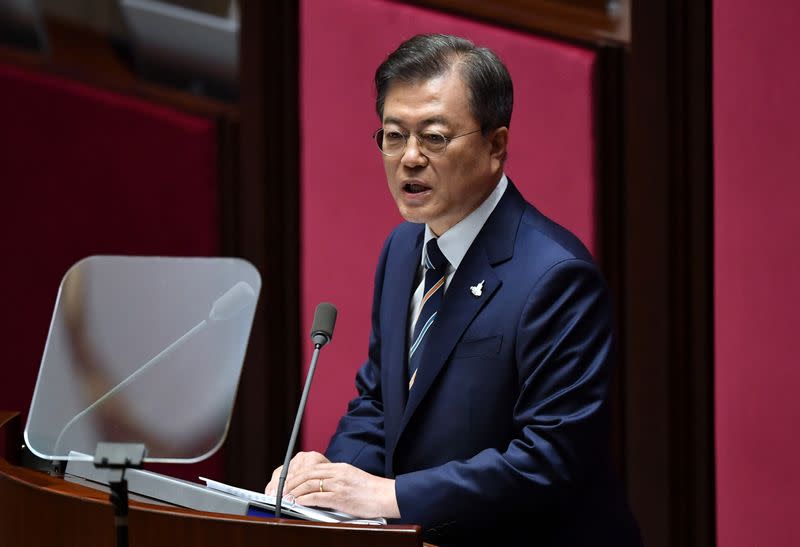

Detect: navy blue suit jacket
327,182,641,546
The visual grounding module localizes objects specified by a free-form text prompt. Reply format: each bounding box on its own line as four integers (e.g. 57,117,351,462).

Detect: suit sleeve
324,232,394,476
394,258,615,534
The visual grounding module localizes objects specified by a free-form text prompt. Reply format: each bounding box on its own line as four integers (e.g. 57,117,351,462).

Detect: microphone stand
274,342,323,518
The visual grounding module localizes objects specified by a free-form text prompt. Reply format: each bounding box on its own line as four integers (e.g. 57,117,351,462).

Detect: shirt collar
422,173,508,272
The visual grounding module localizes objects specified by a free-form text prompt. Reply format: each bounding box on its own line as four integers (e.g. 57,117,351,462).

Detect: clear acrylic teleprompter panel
24,256,261,463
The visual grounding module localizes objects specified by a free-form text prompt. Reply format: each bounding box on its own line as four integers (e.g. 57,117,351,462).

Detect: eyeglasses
373,128,482,157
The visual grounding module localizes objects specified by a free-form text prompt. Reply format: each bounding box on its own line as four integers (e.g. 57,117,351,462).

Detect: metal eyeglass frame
373,127,482,157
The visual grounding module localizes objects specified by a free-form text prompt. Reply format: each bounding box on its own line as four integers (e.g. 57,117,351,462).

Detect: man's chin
396,205,430,225
402,217,427,225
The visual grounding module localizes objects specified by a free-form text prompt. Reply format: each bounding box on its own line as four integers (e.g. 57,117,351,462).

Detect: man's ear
488,126,509,169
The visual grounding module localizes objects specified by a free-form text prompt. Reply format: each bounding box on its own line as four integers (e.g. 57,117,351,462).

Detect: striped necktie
408,238,449,389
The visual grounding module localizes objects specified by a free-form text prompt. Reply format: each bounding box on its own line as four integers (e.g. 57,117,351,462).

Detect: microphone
274,303,337,518
310,302,337,346
52,282,257,456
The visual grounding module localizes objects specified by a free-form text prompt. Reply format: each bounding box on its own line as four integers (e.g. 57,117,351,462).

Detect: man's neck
423,173,508,273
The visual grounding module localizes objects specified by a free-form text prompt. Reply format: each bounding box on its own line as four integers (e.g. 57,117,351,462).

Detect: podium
0,412,423,546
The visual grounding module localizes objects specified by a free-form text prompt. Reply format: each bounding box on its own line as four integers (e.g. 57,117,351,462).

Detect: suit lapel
383,228,423,450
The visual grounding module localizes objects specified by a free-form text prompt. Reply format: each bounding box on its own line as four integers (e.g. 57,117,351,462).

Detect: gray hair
375,34,513,134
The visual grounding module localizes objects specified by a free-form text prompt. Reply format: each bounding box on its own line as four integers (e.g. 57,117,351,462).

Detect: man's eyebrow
382,115,454,128
382,116,405,126
420,115,453,127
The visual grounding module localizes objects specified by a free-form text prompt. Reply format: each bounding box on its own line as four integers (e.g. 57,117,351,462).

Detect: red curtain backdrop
0,61,222,480
714,1,800,545
300,0,598,451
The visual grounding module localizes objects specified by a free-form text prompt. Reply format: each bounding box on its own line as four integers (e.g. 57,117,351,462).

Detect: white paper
199,477,386,525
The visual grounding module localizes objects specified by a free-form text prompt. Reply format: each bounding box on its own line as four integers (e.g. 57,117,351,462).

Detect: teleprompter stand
94,442,147,547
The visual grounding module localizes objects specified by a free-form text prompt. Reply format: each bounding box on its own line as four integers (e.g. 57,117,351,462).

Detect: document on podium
199,477,387,525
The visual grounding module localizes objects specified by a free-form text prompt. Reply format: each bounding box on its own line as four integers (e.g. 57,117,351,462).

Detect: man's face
381,70,508,236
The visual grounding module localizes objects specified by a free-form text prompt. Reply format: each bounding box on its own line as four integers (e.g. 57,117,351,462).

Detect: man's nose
401,136,428,167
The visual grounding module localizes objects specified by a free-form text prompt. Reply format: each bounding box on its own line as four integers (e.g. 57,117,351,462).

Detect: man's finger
283,468,325,496
265,454,309,494
265,452,335,495
288,475,329,499
294,492,338,510
265,463,291,495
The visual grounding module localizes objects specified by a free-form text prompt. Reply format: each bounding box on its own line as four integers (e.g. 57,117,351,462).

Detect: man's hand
265,450,330,500
265,452,400,519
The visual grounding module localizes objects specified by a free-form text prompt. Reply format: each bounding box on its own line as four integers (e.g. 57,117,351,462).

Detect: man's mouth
404,182,430,194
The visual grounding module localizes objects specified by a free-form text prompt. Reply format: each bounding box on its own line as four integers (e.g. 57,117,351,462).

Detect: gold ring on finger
319,478,324,492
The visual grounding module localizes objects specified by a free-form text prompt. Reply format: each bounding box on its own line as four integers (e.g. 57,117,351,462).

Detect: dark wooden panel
561,0,613,9
594,44,627,478
623,1,715,546
0,412,21,465
228,0,301,491
403,0,629,44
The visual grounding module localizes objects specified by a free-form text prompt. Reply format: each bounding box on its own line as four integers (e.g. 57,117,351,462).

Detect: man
266,34,642,546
